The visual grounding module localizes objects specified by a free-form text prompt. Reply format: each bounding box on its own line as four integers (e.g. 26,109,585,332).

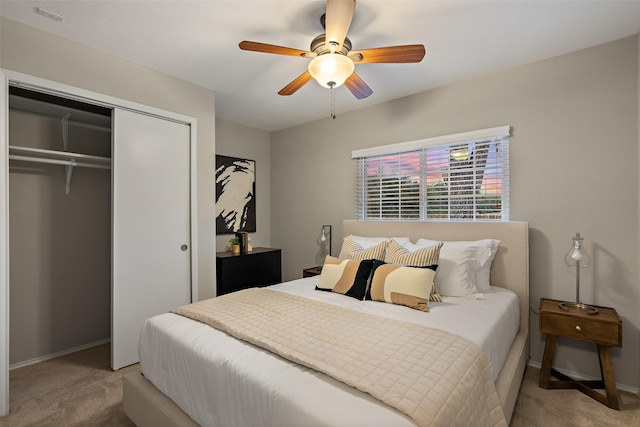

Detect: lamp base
558,302,599,315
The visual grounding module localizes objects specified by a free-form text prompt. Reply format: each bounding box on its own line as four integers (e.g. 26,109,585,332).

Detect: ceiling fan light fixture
308,53,354,89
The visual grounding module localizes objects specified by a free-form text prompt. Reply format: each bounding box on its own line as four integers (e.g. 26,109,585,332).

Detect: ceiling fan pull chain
330,82,336,119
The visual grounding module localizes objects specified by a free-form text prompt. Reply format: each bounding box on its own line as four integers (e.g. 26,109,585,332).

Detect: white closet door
112,109,191,370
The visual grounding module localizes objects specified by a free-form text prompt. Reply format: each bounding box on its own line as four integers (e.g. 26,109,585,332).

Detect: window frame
353,126,510,222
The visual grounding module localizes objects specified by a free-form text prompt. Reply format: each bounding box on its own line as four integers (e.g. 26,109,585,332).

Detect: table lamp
315,225,332,265
559,232,598,314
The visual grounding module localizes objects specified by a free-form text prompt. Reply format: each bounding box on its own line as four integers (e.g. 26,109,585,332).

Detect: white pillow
349,235,410,249
414,242,477,297
472,240,499,292
416,239,500,293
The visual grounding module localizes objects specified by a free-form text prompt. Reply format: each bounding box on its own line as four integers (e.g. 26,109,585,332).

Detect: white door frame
0,69,199,415
0,70,10,417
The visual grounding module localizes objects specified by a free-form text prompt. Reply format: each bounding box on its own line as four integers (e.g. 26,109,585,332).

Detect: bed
123,220,529,426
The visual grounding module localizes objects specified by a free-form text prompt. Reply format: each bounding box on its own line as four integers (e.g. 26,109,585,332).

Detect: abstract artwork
215,155,256,234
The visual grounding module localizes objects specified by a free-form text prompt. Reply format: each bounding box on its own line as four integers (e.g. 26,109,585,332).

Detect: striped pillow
368,263,437,312
316,256,374,300
384,239,444,302
338,236,389,261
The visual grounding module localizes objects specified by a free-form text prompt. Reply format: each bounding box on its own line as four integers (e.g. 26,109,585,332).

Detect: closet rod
8,155,111,170
8,145,111,164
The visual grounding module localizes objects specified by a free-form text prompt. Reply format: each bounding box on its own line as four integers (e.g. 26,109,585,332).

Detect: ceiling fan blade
324,0,356,52
349,44,426,63
239,41,315,58
344,72,373,99
278,71,314,96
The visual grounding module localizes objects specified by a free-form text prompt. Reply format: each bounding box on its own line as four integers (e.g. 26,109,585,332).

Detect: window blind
354,128,509,221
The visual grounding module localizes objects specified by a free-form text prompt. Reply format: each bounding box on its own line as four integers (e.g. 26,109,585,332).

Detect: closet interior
8,86,113,367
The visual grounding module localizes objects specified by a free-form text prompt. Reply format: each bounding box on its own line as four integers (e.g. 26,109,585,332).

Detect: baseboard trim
9,338,111,370
527,361,639,396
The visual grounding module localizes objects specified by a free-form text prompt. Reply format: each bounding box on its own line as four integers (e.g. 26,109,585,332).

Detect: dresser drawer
540,311,621,347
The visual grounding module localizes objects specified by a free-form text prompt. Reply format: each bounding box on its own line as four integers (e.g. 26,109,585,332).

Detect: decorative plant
229,237,240,245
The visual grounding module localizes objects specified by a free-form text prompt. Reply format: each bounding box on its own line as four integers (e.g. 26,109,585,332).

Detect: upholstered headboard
342,220,529,333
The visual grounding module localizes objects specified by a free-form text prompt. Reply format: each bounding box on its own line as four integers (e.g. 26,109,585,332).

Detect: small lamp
315,225,332,265
559,232,598,314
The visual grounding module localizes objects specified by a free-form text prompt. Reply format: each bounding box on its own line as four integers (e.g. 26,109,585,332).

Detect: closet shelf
9,145,111,195
8,145,111,169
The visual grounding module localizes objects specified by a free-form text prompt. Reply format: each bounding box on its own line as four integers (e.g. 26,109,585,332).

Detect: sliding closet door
112,109,191,370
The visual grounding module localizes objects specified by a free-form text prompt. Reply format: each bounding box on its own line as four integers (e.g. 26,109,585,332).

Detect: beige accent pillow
383,239,443,302
338,236,389,261
369,264,437,312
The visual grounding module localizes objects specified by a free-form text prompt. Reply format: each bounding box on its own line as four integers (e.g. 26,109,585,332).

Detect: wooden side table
302,266,323,278
538,298,622,409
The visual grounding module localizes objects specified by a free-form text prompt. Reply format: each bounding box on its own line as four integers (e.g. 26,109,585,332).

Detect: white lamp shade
308,54,355,88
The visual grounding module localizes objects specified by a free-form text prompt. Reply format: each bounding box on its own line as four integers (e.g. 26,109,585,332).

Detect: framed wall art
215,155,256,235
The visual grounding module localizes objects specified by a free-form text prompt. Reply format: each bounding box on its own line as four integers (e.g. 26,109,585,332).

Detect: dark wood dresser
216,247,282,296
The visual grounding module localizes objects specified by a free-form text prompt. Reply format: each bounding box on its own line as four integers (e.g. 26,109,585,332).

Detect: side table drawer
540,312,621,346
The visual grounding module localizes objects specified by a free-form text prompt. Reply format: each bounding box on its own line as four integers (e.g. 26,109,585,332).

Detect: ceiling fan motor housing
311,34,352,56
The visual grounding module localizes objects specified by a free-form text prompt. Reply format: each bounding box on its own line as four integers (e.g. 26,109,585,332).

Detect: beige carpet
511,366,640,426
4,344,137,426
2,343,639,426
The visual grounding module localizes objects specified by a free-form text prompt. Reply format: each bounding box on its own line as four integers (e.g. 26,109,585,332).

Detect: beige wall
0,17,217,300
270,36,640,392
215,119,271,258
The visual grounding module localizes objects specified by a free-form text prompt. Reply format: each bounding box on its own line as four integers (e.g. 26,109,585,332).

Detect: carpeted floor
2,343,639,426
511,366,640,426
4,344,137,427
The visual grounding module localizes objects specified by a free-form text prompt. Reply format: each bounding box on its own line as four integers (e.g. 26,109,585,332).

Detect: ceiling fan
239,0,426,100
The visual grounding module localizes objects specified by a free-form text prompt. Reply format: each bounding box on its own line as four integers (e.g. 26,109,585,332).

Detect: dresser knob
576,325,582,332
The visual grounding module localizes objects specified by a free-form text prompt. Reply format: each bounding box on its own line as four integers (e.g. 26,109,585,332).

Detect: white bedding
138,277,519,427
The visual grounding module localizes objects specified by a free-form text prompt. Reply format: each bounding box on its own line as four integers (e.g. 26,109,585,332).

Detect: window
353,126,510,221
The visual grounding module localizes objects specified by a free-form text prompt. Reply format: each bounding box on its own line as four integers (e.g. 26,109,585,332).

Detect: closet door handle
180,244,188,251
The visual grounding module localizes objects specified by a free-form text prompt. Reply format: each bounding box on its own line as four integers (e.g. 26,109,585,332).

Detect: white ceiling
1,1,640,132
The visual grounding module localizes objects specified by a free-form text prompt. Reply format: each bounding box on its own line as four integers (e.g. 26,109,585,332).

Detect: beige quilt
173,288,507,427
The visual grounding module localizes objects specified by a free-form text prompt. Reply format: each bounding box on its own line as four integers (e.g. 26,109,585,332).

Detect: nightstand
538,298,622,410
302,266,323,278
